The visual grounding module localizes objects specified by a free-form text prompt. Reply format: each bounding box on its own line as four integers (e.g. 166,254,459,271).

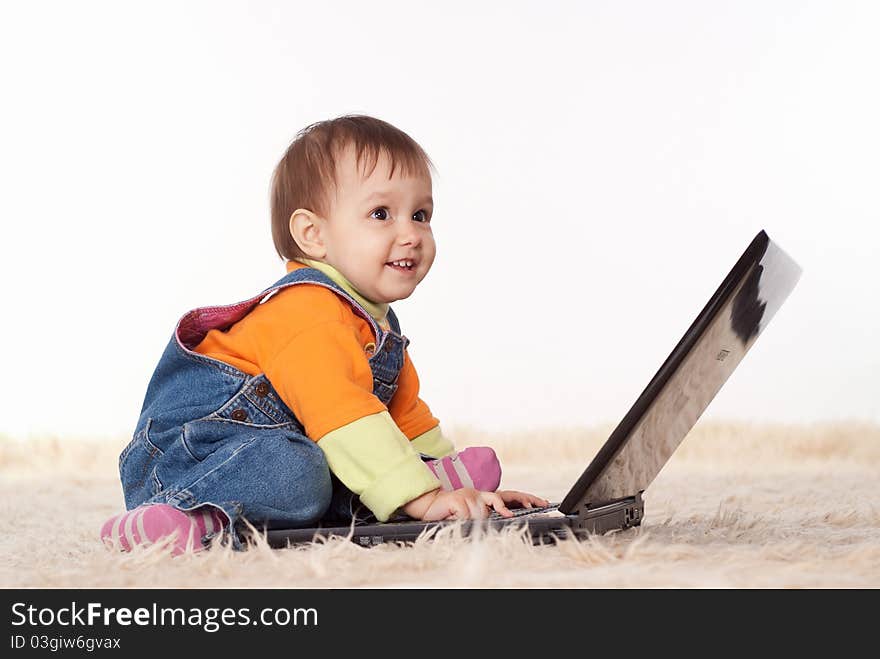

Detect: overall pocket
181,417,299,463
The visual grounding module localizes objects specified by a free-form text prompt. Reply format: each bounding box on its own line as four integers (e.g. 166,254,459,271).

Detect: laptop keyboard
487,503,560,521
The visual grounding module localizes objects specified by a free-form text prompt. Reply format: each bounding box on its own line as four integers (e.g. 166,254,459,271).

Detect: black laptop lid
558,230,802,514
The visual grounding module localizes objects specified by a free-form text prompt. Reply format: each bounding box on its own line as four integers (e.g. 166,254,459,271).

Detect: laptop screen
558,230,802,514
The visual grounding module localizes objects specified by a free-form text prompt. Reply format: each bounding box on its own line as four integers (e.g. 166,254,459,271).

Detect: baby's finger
517,492,551,507
483,492,513,518
508,492,533,507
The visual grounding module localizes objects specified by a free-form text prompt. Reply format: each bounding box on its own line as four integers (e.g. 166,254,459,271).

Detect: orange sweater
194,260,440,441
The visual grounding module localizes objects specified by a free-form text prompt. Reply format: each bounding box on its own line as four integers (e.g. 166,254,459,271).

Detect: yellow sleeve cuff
318,411,441,521
410,425,455,458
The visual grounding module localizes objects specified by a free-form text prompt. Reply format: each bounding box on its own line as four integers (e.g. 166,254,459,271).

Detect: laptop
252,230,802,548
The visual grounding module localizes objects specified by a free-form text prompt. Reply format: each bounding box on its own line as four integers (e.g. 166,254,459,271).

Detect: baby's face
319,144,435,303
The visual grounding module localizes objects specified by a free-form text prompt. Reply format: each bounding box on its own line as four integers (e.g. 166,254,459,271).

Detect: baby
101,115,547,554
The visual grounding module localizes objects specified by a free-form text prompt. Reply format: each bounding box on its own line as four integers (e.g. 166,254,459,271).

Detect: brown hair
270,114,436,260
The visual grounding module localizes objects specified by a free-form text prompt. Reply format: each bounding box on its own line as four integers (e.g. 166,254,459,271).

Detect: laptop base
245,494,644,548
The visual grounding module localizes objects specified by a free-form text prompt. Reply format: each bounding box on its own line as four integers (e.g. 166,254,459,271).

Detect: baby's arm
319,414,547,522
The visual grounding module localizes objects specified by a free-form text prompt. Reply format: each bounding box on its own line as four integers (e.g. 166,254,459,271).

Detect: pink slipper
100,503,228,556
425,447,501,492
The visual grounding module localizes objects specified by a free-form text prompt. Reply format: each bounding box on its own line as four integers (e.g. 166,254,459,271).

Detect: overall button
254,382,269,397
364,342,376,357
231,409,248,421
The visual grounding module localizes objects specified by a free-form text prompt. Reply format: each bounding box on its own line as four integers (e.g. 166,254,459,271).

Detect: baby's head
271,115,436,304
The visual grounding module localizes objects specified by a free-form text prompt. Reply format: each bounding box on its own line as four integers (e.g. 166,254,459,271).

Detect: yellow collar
291,258,390,329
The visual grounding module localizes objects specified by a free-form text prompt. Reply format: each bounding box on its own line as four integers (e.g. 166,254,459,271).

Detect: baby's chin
371,290,411,304
370,283,418,304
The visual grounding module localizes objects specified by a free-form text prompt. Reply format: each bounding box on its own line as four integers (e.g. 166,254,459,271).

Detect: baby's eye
413,210,430,223
370,207,390,220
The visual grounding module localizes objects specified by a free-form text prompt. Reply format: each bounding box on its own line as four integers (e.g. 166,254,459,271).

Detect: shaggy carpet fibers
1,422,878,588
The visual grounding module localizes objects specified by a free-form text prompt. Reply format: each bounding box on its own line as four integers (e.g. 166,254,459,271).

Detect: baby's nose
397,224,421,246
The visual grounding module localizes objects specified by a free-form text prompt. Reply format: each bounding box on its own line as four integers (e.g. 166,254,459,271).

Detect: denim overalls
117,266,410,549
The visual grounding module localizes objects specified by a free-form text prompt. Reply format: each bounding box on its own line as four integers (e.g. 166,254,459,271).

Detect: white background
1,1,878,440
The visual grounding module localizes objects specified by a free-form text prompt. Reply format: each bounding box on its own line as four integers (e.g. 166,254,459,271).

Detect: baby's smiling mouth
385,259,417,272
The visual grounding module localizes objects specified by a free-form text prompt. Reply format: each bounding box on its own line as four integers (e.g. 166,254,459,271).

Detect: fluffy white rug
1,422,877,588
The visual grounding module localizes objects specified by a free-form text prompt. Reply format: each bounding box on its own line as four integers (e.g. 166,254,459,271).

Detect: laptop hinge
571,491,644,536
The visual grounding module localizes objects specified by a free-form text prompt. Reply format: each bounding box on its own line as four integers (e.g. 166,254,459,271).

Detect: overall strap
386,306,403,335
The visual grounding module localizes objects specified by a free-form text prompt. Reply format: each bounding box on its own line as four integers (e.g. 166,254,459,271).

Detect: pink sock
424,446,502,492
100,504,228,556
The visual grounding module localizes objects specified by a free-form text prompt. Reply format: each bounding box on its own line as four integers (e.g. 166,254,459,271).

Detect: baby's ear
289,209,326,259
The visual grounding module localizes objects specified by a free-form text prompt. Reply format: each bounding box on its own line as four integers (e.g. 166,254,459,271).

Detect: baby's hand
403,488,549,521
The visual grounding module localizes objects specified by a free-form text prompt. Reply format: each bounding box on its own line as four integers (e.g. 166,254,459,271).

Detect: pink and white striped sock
100,504,228,556
424,446,502,492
